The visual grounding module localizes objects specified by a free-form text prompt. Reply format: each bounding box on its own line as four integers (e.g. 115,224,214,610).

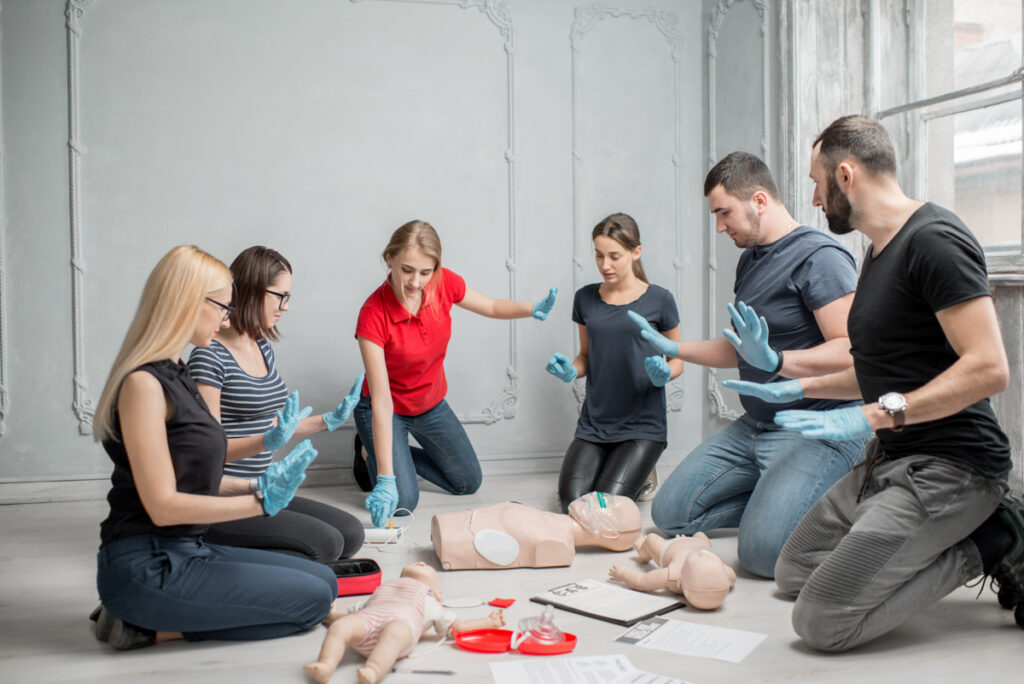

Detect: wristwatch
249,478,265,503
878,392,907,432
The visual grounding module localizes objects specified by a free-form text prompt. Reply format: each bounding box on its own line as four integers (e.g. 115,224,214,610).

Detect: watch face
880,392,907,412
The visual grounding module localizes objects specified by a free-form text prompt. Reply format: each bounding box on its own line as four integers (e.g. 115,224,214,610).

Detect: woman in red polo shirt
354,220,557,526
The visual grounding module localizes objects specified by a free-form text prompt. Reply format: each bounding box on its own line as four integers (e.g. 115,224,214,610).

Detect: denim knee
651,490,700,535
737,535,783,580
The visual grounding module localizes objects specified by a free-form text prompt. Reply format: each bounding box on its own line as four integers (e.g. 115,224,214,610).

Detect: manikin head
400,562,443,602
567,492,643,551
704,151,782,249
810,115,898,236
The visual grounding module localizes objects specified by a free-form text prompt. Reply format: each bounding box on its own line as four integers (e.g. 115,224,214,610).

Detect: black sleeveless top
99,359,227,546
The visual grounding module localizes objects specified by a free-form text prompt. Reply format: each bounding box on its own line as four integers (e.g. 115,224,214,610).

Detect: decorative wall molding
64,0,519,431
65,0,94,435
569,4,686,412
0,0,7,437
705,0,770,421
355,0,519,425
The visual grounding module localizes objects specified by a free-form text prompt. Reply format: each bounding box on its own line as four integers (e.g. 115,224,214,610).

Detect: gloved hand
545,352,577,383
644,355,671,387
723,301,779,372
627,311,678,358
263,390,313,452
722,379,804,403
532,287,558,321
365,474,399,528
323,373,364,432
774,406,873,441
258,439,318,516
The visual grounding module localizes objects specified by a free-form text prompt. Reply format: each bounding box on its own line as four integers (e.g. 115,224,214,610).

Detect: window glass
924,0,1021,99
925,98,1022,249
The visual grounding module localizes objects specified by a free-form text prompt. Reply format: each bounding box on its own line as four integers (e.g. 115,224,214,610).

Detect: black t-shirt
99,359,227,546
572,283,680,442
848,202,1010,477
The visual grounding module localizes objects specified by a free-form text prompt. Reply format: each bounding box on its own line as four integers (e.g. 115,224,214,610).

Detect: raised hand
774,406,873,441
644,355,670,387
723,301,779,372
722,379,803,403
545,352,577,383
627,310,678,358
258,439,318,516
532,287,558,321
263,390,313,452
323,373,364,432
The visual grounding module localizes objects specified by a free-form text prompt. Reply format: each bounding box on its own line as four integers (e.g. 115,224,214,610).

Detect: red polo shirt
355,268,466,416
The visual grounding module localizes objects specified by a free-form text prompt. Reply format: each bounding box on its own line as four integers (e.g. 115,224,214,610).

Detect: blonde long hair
94,245,232,442
382,220,444,311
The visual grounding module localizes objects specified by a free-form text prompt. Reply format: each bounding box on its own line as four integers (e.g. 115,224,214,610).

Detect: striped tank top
186,338,289,477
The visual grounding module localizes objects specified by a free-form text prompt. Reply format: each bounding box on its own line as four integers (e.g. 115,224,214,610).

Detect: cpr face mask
567,491,621,539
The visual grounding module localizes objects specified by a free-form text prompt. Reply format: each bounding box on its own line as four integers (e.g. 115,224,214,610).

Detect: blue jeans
353,395,482,514
651,413,866,578
96,534,337,641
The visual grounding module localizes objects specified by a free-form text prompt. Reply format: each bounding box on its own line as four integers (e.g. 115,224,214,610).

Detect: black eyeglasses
265,289,291,309
206,297,235,322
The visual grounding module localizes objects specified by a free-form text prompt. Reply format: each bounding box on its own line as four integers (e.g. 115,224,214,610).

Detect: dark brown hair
592,213,648,284
703,151,780,200
813,115,897,177
228,246,292,341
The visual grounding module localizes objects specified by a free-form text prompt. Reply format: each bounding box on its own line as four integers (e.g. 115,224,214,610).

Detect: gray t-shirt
734,226,859,421
573,283,680,442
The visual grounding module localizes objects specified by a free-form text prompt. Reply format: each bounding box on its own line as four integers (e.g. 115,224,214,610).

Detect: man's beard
825,173,855,235
735,205,762,248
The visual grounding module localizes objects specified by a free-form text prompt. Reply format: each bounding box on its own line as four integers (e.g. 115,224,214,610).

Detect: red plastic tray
454,629,577,655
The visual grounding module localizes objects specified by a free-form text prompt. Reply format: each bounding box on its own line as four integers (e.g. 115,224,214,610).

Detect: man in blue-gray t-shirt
631,151,864,579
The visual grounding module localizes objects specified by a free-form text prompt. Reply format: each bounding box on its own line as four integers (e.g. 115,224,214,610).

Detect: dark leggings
204,496,364,561
557,437,666,512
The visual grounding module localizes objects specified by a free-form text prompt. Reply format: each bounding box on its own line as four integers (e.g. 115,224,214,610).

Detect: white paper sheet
489,654,694,684
616,616,766,663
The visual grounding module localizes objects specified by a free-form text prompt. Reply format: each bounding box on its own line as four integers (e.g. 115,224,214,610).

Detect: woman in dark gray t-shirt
545,214,682,511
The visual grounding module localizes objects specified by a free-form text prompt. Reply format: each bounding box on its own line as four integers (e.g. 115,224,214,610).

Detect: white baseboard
0,454,569,504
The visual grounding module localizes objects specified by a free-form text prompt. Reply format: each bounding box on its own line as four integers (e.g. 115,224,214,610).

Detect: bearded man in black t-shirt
727,114,1024,652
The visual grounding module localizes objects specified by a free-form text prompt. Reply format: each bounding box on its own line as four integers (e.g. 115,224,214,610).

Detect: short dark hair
703,151,780,200
813,115,897,177
228,246,292,341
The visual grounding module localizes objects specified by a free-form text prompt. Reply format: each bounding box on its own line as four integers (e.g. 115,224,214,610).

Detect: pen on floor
390,669,456,675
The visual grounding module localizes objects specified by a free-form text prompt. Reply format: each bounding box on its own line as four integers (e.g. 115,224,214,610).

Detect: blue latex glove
365,474,399,527
774,406,873,441
723,301,779,372
258,439,318,516
532,287,558,321
323,373,364,432
627,310,679,358
545,352,577,383
264,390,314,452
644,355,671,387
722,379,804,403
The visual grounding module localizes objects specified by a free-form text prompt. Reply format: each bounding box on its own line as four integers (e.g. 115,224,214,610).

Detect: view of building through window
922,0,1021,249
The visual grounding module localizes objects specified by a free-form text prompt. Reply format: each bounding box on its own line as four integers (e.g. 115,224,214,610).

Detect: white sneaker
636,468,659,502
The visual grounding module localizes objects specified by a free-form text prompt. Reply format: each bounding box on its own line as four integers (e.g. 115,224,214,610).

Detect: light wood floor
2,473,1023,683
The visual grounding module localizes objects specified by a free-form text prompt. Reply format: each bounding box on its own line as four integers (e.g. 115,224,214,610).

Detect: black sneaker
990,492,1024,626
90,605,155,649
352,433,372,492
